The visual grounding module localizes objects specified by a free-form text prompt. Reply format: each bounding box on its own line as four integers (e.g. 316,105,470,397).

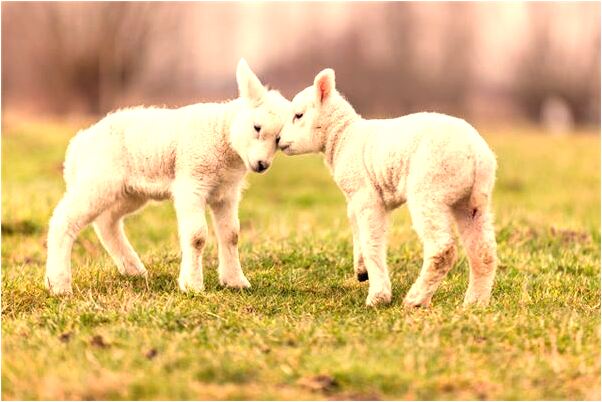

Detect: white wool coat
45,59,290,295
279,69,498,307
64,103,248,204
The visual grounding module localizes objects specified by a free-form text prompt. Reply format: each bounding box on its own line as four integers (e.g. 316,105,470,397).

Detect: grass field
2,117,600,400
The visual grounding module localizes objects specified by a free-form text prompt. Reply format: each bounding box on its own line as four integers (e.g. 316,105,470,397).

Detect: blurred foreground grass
2,117,600,400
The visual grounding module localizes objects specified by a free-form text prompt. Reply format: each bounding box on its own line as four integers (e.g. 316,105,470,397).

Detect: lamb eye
254,124,261,133
294,113,303,121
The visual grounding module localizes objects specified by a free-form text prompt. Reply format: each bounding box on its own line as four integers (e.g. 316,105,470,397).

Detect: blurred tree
513,3,600,125
3,2,185,115
2,2,599,125
264,2,476,118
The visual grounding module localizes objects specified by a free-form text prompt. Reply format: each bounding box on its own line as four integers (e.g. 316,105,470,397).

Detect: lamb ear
314,68,336,104
237,58,267,103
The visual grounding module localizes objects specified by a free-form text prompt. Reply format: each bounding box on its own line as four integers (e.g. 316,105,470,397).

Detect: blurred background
2,1,600,131
2,5,600,399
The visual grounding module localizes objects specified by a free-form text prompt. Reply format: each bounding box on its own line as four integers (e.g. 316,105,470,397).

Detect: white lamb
45,59,290,295
278,69,498,307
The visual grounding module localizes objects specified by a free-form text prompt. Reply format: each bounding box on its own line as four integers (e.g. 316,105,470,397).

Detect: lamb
277,68,498,307
45,59,290,295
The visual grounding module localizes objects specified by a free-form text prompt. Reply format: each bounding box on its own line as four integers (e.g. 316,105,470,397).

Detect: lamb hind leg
404,200,457,308
93,196,147,277
46,189,113,295
453,201,497,306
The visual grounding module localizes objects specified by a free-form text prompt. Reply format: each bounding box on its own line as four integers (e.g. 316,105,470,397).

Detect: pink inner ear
318,77,329,103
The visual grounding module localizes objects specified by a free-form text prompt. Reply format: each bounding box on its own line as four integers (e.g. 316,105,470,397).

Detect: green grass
2,117,600,400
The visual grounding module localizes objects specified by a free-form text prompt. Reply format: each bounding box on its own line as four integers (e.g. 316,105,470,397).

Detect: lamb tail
469,144,497,214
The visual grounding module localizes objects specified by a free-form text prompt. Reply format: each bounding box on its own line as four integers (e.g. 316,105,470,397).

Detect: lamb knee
188,224,208,251
227,231,239,247
431,242,457,272
423,242,457,287
49,210,84,243
190,233,206,251
473,242,496,276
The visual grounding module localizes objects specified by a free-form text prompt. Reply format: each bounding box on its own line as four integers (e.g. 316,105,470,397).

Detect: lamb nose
257,161,269,172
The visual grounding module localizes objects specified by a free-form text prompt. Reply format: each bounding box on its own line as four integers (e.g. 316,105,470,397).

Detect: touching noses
277,133,290,151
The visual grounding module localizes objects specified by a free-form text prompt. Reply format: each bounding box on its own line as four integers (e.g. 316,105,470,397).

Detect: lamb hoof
463,291,491,307
45,276,73,296
120,262,148,277
403,289,432,309
403,298,430,309
220,275,251,289
178,276,204,293
365,290,392,307
357,272,369,282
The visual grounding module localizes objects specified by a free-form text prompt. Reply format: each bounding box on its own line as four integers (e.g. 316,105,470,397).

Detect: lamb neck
321,99,360,168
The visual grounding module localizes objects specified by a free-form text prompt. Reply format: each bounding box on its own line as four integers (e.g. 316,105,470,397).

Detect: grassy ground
2,117,600,400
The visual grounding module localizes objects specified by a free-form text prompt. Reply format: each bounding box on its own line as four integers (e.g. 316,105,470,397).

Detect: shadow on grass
3,259,470,320
1,219,43,236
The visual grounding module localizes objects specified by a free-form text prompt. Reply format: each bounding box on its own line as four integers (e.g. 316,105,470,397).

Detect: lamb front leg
350,195,392,306
347,204,368,282
209,193,250,289
173,184,208,293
